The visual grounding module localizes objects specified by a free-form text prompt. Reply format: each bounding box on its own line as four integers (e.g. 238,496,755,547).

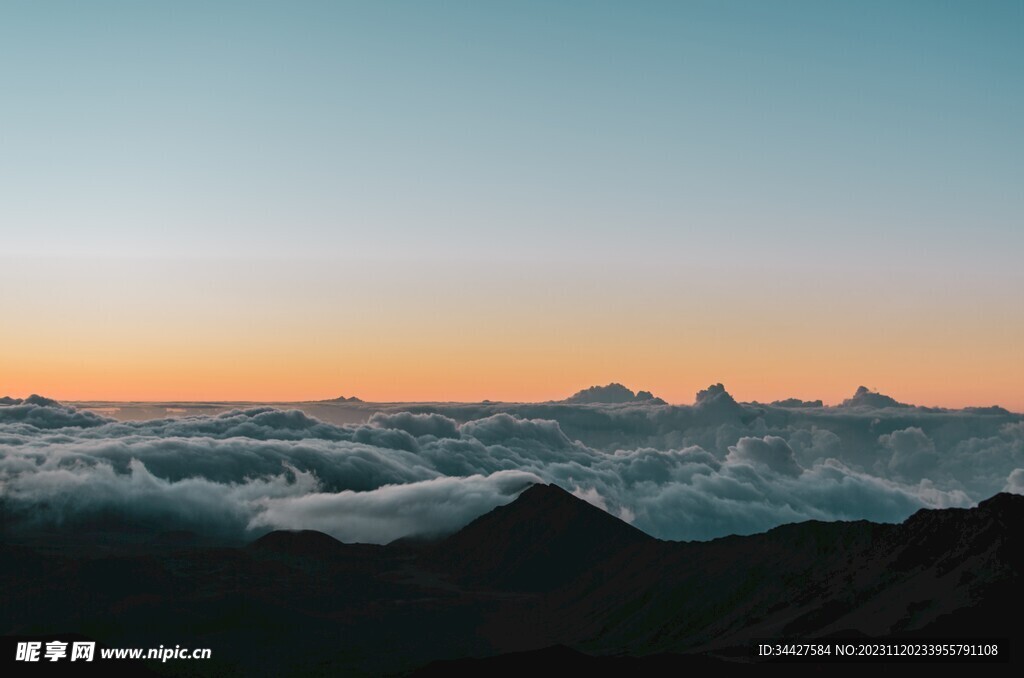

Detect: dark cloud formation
563,383,666,405
0,394,109,429
770,398,824,408
695,383,738,408
879,426,938,479
369,411,460,439
2,386,1021,544
841,385,908,409
726,436,803,477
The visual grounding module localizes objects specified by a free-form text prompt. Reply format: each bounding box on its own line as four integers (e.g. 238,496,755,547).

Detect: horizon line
6,387,1020,415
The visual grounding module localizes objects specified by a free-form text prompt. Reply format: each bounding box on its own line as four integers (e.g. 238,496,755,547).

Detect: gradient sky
1,1,1022,409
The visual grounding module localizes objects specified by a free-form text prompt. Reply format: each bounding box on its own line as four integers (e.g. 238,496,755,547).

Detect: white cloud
1,388,1019,543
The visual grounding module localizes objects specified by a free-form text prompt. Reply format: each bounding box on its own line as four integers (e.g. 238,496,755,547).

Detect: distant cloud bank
1,386,1021,543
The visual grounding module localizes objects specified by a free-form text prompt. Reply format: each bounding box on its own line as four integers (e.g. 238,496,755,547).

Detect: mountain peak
976,492,1024,513
432,483,652,591
250,529,349,558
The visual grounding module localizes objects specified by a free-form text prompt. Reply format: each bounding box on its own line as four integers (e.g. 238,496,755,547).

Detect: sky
1,1,1022,409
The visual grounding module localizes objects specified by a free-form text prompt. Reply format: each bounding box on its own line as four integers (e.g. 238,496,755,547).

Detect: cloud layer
1,388,1021,544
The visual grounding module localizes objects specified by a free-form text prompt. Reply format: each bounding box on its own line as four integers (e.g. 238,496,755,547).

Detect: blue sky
3,1,1020,261
1,1,1022,405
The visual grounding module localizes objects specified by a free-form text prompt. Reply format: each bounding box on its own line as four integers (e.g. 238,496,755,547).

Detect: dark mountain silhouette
2,488,1019,675
251,528,344,553
555,494,1022,655
432,483,653,591
249,528,374,560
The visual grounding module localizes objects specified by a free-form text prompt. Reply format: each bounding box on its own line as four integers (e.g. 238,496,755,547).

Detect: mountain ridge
2,486,1019,674
430,483,653,591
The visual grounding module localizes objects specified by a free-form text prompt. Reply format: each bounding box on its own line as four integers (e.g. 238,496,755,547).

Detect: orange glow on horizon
2,257,1021,412
3,351,1021,412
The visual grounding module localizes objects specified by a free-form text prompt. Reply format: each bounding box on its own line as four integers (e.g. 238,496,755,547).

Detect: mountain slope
2,488,1020,674
430,483,654,591
538,493,1023,655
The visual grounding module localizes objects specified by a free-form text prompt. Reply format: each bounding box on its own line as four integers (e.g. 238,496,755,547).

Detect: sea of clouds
1,386,1021,544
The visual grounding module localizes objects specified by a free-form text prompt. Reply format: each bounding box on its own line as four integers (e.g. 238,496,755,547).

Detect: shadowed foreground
2,485,1020,675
